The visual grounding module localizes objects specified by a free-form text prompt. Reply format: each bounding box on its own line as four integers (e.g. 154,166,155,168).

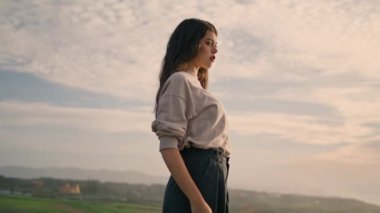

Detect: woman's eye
206,41,214,46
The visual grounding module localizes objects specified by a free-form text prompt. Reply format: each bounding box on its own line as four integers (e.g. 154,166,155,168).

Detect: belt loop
217,149,223,164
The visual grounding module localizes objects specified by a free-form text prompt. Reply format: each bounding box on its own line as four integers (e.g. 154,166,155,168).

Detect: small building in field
59,183,80,194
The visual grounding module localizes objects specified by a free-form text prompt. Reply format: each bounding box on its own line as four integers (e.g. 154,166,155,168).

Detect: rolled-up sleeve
152,75,189,150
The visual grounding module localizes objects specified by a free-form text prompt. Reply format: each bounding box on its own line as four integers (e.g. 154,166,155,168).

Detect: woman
152,18,230,213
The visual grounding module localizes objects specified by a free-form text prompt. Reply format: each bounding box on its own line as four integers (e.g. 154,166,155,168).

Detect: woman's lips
210,56,216,62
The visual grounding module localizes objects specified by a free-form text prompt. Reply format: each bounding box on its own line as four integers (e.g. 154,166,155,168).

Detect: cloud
229,111,353,145
226,83,380,158
0,101,153,133
0,0,164,100
216,0,380,79
0,100,163,172
1,0,379,96
313,141,380,165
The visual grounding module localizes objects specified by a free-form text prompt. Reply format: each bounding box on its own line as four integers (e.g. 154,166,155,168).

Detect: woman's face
192,31,218,69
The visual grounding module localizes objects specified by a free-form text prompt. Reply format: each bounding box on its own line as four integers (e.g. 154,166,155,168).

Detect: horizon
1,165,379,207
1,0,379,206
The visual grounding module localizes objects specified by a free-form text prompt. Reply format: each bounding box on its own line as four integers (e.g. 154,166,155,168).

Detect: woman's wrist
189,192,207,207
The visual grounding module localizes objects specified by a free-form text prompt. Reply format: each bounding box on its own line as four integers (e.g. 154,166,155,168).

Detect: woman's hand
191,199,212,213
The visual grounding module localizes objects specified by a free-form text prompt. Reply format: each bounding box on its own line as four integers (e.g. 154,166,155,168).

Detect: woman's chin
202,64,212,69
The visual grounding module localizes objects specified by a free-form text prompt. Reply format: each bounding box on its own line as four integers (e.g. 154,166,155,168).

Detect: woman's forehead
203,31,217,41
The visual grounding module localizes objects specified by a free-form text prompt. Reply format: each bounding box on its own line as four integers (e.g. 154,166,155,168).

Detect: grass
0,195,161,213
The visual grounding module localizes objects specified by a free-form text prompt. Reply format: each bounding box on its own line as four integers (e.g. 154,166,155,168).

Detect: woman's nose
212,46,218,54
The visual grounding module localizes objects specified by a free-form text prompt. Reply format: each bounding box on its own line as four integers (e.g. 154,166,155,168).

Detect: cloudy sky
1,0,380,206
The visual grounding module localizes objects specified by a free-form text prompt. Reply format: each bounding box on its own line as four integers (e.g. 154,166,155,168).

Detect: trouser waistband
181,147,228,164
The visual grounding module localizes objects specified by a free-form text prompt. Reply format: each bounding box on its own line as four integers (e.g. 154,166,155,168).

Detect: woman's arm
161,148,212,213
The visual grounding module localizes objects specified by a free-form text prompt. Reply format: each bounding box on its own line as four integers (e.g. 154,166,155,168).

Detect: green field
0,195,161,213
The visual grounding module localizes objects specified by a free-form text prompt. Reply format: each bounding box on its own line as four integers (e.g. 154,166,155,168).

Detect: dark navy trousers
163,147,230,213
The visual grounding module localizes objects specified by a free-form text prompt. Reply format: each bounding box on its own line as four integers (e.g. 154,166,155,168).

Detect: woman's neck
182,65,199,77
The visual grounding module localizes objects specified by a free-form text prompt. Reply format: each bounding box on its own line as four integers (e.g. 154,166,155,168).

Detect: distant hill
0,166,166,184
229,189,380,213
1,174,380,213
2,166,380,212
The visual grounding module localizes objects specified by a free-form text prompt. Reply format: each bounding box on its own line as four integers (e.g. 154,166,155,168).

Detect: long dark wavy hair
154,18,217,113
